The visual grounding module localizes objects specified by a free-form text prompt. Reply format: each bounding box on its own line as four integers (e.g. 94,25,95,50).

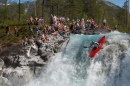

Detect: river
25,31,130,86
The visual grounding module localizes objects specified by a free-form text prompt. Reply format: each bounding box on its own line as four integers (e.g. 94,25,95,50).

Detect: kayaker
89,41,100,49
84,41,100,49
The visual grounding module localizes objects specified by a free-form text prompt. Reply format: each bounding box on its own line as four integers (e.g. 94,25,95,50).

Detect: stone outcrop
0,33,69,86
0,29,111,86
0,59,4,70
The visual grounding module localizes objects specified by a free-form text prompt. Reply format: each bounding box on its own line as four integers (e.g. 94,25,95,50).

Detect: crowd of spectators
5,14,110,47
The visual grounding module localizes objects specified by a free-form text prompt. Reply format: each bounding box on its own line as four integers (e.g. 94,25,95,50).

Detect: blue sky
106,0,128,7
9,0,35,3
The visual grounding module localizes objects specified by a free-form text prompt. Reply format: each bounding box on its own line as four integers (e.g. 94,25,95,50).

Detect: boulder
0,59,4,70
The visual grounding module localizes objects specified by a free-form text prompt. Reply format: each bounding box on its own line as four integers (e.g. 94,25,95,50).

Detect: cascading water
25,31,130,86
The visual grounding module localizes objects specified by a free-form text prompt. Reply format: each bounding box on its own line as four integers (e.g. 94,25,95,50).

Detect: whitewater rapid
25,31,130,86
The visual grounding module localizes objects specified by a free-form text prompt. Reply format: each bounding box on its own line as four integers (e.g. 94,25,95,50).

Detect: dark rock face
0,33,68,86
0,34,66,67
0,44,25,56
0,58,4,70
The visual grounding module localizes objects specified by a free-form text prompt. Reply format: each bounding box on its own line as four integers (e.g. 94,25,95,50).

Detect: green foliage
18,26,30,37
85,0,98,19
116,8,127,25
0,0,7,3
0,23,7,29
82,13,88,20
0,0,130,46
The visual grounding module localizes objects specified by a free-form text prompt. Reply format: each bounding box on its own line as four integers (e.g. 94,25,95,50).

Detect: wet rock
36,40,43,48
38,47,46,55
29,46,38,56
0,59,4,70
0,33,68,86
40,54,48,61
0,76,13,86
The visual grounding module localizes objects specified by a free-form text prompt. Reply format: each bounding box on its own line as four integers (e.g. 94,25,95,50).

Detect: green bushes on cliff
0,0,130,47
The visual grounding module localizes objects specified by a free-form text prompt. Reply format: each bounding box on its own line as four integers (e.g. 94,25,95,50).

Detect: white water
25,31,130,86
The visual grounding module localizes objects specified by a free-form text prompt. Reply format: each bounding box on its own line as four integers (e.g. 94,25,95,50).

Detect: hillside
0,0,129,48
105,1,120,10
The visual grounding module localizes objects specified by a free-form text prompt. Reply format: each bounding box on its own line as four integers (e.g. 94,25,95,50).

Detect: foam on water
25,31,130,86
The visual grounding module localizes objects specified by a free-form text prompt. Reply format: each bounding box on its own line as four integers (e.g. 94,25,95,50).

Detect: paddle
83,46,89,48
84,46,103,49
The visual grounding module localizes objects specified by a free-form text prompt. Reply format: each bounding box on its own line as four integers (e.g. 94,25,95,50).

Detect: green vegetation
0,0,130,47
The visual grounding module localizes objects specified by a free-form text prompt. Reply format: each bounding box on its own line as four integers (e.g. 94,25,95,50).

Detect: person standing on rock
5,26,10,36
114,25,117,30
41,32,45,41
35,26,40,35
29,36,35,46
103,18,107,27
29,16,34,25
14,26,19,37
44,34,49,42
90,19,95,30
22,36,28,47
29,26,34,35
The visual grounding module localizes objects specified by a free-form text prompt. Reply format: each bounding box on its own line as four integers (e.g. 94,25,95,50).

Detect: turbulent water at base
25,31,130,86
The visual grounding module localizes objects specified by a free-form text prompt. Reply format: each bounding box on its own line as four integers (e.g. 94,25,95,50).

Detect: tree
84,0,104,23
116,8,127,25
0,0,7,4
69,0,84,19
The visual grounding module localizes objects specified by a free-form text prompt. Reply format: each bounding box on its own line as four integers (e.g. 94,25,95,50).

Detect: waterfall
26,31,130,86
24,31,130,86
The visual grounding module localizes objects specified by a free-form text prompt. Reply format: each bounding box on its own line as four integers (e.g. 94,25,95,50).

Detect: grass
0,22,30,47
0,20,45,47
0,20,130,47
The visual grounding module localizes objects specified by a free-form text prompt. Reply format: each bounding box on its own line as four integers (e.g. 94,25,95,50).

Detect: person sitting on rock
29,36,35,46
5,26,10,35
44,35,49,42
41,33,45,41
22,36,28,47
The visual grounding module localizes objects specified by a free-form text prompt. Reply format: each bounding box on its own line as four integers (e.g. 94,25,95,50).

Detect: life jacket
91,21,95,25
45,37,49,42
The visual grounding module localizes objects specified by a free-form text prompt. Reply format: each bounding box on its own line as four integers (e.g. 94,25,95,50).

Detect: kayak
89,36,106,58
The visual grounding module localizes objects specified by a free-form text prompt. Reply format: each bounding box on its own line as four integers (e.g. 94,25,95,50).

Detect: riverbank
0,28,111,86
0,31,70,85
0,28,111,69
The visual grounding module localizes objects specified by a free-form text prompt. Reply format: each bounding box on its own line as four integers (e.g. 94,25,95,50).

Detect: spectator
103,18,107,26
34,16,39,26
41,32,45,41
29,26,34,35
29,36,35,46
5,26,10,35
50,14,54,25
44,34,49,42
14,26,19,37
114,25,117,30
22,36,28,47
39,17,44,26
84,22,88,30
87,18,91,28
90,19,95,29
35,26,40,35
29,16,34,25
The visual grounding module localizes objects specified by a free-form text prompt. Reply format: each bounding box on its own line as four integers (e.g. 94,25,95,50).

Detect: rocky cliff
0,33,69,86
0,28,111,86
